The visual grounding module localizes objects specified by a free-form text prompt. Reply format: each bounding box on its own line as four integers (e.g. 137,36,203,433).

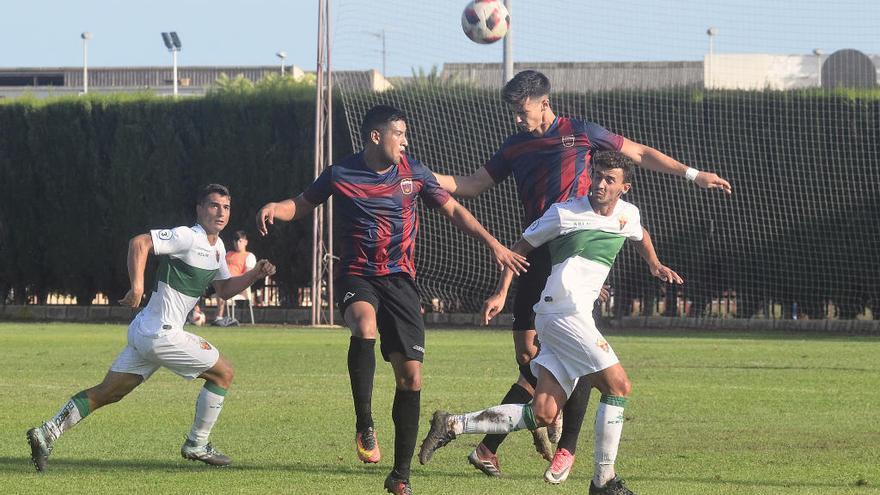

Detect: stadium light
161,32,182,97
706,27,718,89
813,48,825,87
81,32,92,95
276,51,288,75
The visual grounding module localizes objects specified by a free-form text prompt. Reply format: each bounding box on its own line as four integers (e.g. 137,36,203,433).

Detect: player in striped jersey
257,105,528,495
26,184,276,472
433,69,729,478
420,151,683,495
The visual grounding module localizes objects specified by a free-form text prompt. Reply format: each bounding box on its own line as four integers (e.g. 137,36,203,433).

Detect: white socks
188,383,227,445
593,395,628,487
452,403,537,435
44,391,91,443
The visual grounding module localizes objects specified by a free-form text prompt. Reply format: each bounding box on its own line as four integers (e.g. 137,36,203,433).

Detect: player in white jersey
26,184,276,472
419,152,683,495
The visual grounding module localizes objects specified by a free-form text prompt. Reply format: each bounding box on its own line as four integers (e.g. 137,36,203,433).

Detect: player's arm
619,138,732,194
436,197,529,274
212,260,277,300
631,227,683,284
256,195,317,236
118,233,153,308
433,167,496,199
481,237,535,325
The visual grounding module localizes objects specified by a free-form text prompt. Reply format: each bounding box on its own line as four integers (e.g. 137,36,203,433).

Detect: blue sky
2,1,877,76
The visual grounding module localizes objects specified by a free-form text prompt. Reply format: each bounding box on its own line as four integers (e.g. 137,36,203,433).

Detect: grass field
1,322,879,494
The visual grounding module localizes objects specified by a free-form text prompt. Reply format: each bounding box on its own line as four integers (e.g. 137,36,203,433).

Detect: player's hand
118,287,144,308
490,243,529,275
695,171,732,194
651,264,683,284
481,292,506,325
598,284,611,303
256,202,278,236
255,259,276,278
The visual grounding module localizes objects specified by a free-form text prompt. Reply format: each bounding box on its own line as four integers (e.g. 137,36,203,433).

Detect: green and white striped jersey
523,196,643,315
134,224,231,336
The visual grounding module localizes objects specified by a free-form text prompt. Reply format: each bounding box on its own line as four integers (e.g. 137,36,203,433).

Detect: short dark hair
360,104,407,143
502,70,551,105
591,151,634,182
233,230,247,241
197,183,230,205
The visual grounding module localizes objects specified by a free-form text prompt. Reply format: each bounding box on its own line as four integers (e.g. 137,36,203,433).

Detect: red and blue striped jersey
303,152,451,279
484,117,624,225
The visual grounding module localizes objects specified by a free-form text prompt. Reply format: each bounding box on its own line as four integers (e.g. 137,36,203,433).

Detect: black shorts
336,273,426,362
512,244,551,332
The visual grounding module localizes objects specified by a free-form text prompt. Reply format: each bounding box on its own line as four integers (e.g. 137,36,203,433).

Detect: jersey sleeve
414,161,451,209
483,143,512,184
245,253,257,270
585,121,624,151
302,166,333,205
624,205,644,241
150,226,194,256
522,203,563,247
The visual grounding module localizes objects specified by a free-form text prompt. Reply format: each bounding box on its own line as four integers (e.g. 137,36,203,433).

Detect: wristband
685,167,700,181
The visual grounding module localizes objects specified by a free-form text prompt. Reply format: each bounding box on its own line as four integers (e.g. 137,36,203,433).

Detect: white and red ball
461,0,510,45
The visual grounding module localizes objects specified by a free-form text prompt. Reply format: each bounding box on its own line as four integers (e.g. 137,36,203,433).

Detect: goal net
331,0,880,319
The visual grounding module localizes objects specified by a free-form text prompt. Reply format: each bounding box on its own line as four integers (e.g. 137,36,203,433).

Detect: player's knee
515,349,536,366
217,363,235,388
607,376,631,397
532,402,557,427
396,374,421,391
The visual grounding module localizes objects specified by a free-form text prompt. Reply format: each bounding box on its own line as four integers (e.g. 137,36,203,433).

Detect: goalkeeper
433,69,728,481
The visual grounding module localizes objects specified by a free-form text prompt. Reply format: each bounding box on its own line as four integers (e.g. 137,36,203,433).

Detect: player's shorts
336,273,425,363
512,244,551,332
110,322,220,381
531,311,619,397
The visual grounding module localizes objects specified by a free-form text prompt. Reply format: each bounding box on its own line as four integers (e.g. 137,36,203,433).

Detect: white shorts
110,324,220,381
531,311,619,397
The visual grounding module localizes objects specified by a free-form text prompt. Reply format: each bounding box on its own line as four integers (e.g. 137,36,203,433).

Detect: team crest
561,134,575,148
400,178,413,195
618,215,628,230
199,339,213,351
596,338,610,353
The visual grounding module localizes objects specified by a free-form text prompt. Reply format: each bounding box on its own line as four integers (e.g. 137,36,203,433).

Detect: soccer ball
461,0,510,45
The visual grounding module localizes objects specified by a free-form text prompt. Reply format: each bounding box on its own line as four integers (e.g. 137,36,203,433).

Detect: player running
256,105,527,495
420,151,683,494
433,69,728,479
26,184,276,472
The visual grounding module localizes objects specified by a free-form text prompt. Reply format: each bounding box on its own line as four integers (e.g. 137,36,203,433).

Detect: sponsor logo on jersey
400,178,413,195
411,344,425,353
562,134,575,148
157,229,173,240
618,215,628,230
596,338,610,353
343,291,356,302
215,250,220,262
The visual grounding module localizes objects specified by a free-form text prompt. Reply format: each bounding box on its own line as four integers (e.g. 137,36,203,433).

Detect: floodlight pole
313,0,334,325
812,48,824,87
502,0,513,84
277,51,288,75
81,32,91,94
706,27,717,89
172,49,179,96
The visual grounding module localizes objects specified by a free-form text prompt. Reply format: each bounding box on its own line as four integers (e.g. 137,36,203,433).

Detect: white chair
226,287,255,325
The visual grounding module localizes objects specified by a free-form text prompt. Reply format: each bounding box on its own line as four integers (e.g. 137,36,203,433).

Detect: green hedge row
0,88,351,305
